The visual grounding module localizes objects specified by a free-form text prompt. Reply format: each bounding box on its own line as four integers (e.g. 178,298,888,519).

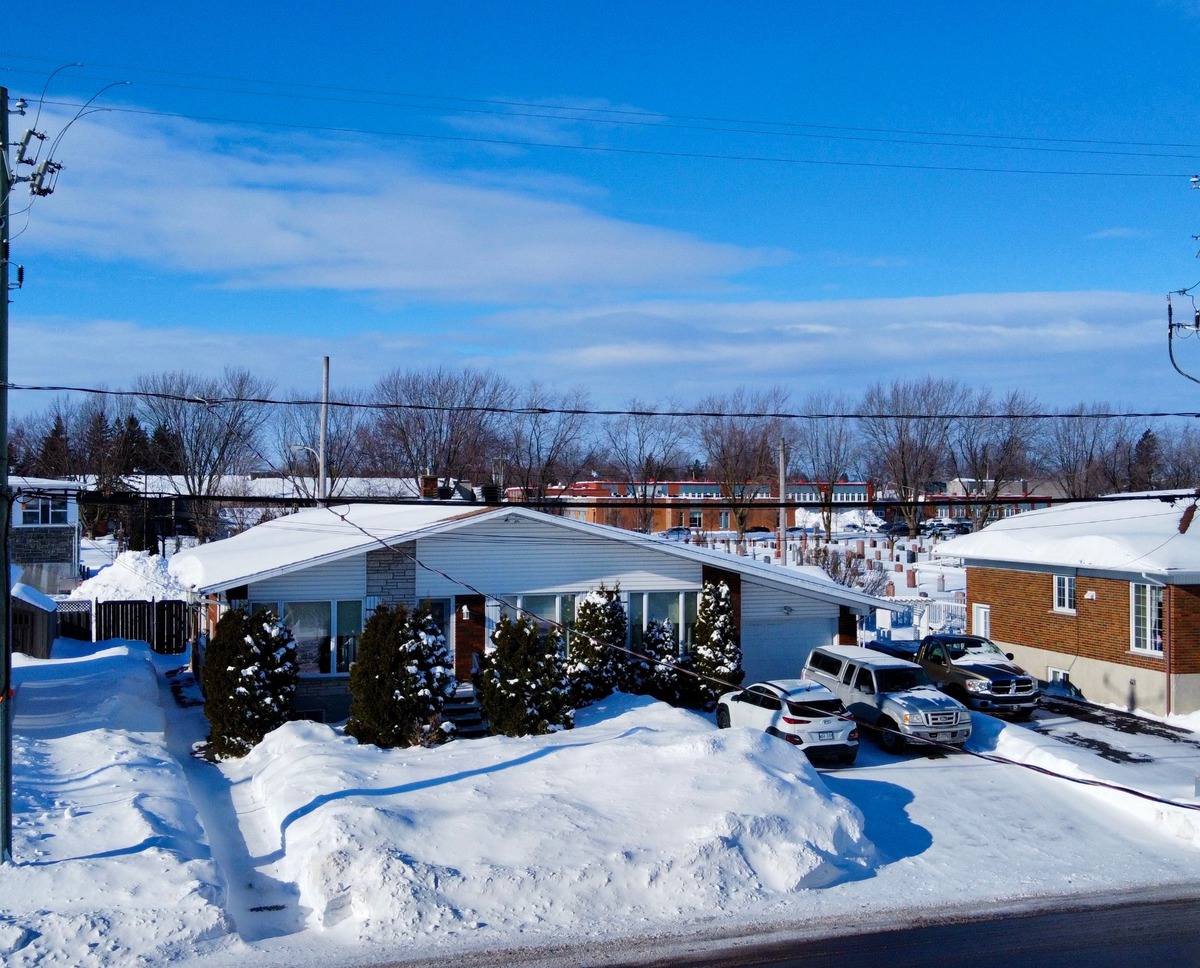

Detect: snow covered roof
169,503,890,612
935,493,1200,580
169,503,489,592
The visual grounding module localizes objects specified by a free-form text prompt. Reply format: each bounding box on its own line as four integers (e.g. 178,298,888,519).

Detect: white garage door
739,617,838,684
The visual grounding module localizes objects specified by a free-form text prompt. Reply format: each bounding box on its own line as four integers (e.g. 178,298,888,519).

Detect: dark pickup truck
867,633,1040,719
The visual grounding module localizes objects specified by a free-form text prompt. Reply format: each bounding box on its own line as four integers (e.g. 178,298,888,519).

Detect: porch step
443,683,488,739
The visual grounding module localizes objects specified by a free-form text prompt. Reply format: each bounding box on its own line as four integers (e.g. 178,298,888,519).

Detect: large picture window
247,598,363,675
1131,584,1164,654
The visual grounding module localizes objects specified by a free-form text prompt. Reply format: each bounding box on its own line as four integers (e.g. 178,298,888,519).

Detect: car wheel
716,706,730,729
877,717,906,754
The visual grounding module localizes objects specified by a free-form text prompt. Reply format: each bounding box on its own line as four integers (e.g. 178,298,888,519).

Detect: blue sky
4,1,1200,418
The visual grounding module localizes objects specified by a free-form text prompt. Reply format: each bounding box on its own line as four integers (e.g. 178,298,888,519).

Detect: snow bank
3,641,229,966
219,694,875,950
69,551,189,602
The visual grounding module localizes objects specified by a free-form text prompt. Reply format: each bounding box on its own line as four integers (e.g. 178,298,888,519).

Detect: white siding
738,580,841,682
740,579,841,621
248,556,366,602
415,516,698,599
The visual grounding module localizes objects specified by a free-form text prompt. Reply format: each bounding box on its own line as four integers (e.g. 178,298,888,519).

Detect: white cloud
18,109,771,302
11,290,1176,420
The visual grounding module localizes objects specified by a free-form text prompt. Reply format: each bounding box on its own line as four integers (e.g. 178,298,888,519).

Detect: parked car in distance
658,526,694,542
717,679,859,764
804,645,972,753
911,633,1040,719
878,520,912,536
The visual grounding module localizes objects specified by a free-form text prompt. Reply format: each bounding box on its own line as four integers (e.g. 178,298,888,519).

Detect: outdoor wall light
1084,590,1097,601
461,605,471,621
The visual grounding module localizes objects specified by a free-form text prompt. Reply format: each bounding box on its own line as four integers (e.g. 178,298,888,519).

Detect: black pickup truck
867,633,1040,719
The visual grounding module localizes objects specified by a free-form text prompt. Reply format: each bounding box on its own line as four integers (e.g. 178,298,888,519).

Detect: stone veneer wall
366,543,417,606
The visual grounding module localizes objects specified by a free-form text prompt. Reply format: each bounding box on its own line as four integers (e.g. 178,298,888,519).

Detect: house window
248,599,364,675
718,511,730,531
1131,584,1164,654
688,510,702,529
628,591,698,654
20,497,68,526
1053,575,1076,613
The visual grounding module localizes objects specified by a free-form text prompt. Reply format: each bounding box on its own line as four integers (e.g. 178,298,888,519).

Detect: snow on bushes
346,603,456,749
690,580,743,710
201,606,297,758
566,584,625,708
478,612,573,736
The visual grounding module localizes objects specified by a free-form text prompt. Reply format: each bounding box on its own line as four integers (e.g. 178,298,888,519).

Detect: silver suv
803,645,972,753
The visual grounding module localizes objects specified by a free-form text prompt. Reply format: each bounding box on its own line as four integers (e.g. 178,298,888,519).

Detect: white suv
717,679,859,765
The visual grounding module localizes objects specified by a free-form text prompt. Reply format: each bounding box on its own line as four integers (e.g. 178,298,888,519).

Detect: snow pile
4,642,229,966
69,550,190,602
221,694,874,948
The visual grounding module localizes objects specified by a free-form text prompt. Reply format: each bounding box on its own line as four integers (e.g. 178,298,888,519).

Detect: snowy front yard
2,640,1199,967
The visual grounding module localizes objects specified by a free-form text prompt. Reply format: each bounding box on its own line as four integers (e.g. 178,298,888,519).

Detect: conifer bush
477,613,573,736
346,603,456,749
690,581,743,710
641,619,689,704
201,606,297,758
566,584,625,708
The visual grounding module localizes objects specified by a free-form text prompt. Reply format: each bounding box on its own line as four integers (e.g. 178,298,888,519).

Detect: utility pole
318,356,328,501
777,436,787,563
1,85,15,863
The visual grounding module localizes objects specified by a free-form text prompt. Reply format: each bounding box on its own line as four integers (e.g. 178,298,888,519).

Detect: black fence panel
93,599,190,654
55,600,93,641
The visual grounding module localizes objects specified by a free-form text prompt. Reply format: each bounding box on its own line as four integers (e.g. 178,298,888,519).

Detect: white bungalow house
169,503,890,721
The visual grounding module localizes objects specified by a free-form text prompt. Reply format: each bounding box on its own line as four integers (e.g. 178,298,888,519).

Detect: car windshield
875,667,933,692
786,697,844,717
945,638,1005,660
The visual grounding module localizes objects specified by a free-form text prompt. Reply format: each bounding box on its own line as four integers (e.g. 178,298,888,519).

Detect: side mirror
1005,652,1014,660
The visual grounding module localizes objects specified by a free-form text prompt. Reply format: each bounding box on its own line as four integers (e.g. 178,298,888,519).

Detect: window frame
1130,582,1164,655
1053,574,1077,614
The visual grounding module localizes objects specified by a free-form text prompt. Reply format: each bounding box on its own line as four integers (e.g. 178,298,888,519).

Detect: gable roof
934,493,1200,581
169,503,891,612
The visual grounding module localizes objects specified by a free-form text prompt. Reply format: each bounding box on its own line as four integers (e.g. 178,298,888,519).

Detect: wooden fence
55,599,191,654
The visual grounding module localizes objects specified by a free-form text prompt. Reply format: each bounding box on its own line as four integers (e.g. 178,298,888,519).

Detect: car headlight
964,679,989,694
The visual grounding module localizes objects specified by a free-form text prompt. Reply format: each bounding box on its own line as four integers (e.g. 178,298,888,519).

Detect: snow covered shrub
201,606,297,758
690,581,743,710
566,584,625,708
641,619,690,704
346,603,457,749
477,613,573,736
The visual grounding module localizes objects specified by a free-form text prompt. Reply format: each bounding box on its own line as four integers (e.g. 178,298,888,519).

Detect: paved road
613,891,1200,968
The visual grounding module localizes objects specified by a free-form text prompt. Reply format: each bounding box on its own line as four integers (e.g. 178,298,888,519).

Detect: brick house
170,503,886,722
936,495,1200,716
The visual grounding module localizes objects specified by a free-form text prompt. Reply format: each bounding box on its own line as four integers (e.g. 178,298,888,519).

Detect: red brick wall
454,594,487,681
967,567,1200,674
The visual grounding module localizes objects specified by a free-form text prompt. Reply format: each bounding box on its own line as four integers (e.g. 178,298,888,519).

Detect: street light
289,443,327,501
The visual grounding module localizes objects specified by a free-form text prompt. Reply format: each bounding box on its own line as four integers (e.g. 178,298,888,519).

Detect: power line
8,382,1200,422
5,54,1199,156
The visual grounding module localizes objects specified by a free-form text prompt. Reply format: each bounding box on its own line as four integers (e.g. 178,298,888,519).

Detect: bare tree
1156,424,1200,489
135,368,275,539
274,388,370,499
792,392,859,539
604,401,689,532
692,387,787,539
859,378,968,536
945,389,1040,529
1037,403,1128,499
502,383,595,504
369,367,512,486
